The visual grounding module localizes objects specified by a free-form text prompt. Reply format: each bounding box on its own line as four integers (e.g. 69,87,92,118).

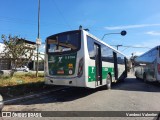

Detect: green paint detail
102,67,114,79
48,53,77,76
88,66,114,82
88,67,96,82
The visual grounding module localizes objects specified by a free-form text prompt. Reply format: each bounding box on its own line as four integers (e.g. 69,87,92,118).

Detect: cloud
125,39,159,57
105,24,160,30
134,51,144,56
145,31,160,36
127,51,144,58
134,39,159,50
142,39,159,47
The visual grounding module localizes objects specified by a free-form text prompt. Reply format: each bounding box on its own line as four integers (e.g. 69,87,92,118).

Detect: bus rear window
47,31,81,54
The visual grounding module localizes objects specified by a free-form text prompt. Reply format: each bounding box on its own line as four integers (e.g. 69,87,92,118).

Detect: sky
0,0,160,57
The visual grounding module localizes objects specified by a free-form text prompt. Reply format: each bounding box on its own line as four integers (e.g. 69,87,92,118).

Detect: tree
1,35,35,76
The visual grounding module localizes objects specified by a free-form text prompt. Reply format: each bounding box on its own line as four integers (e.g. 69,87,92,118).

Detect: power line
121,47,130,52
0,16,105,31
111,45,151,52
111,45,151,49
0,17,36,26
0,16,72,27
51,0,72,30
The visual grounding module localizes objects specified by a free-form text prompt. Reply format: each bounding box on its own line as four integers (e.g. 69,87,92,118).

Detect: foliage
1,35,35,76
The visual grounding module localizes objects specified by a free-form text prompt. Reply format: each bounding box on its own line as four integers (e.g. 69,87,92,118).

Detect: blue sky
0,0,160,57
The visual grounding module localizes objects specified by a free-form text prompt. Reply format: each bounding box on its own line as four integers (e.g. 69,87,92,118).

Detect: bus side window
117,53,125,65
101,45,114,63
87,36,95,59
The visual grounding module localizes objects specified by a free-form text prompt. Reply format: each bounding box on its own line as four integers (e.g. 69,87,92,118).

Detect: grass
0,72,55,99
0,72,44,87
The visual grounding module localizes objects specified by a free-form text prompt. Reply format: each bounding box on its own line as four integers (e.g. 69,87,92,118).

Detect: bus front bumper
45,76,78,86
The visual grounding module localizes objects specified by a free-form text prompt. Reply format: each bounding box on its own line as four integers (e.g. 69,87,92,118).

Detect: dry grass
0,72,44,87
0,72,52,99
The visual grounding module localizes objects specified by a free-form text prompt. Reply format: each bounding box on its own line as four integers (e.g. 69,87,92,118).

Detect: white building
0,43,5,53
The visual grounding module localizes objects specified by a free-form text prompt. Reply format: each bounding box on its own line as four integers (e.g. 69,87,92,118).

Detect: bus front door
113,52,118,80
124,57,128,78
94,44,102,86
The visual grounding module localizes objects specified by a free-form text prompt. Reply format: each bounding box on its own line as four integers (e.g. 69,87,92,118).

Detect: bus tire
135,72,138,79
106,74,112,90
135,75,139,80
143,73,147,83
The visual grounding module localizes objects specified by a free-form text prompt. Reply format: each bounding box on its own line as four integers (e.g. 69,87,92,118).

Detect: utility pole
116,45,122,50
36,0,41,77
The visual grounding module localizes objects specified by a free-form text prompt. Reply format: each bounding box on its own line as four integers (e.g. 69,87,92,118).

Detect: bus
134,46,160,83
44,29,127,89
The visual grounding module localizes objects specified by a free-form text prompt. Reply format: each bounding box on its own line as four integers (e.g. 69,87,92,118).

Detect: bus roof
46,30,81,39
82,30,127,58
136,45,160,58
46,29,127,58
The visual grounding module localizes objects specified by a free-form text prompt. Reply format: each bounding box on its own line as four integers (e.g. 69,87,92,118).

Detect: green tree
1,35,35,76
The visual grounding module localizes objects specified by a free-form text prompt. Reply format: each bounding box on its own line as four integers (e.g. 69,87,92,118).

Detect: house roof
18,39,36,45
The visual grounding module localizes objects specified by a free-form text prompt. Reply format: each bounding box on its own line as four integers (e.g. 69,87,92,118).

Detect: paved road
2,73,160,120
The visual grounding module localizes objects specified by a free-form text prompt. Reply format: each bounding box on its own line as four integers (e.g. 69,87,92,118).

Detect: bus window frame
46,30,81,55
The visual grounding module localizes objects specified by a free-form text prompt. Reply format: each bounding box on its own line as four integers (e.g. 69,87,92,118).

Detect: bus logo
58,57,62,63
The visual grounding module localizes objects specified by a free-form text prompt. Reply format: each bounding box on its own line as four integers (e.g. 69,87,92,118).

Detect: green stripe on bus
88,66,114,82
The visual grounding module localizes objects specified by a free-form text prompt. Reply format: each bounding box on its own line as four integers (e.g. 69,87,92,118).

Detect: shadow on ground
4,77,160,106
112,77,160,92
0,82,58,100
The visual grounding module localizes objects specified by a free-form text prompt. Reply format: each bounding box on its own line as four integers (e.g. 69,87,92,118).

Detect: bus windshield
47,31,81,54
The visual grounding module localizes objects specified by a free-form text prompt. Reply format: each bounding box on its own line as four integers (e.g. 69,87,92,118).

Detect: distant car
0,94,3,111
12,66,29,72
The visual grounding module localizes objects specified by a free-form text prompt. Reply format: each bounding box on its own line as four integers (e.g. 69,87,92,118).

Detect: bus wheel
135,72,139,79
143,73,147,83
106,74,111,90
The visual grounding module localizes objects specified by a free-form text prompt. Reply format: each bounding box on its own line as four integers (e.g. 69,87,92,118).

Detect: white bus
134,46,160,83
45,29,127,89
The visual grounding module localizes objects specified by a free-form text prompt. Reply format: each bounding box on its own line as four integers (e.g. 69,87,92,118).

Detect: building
0,43,11,70
0,39,44,71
